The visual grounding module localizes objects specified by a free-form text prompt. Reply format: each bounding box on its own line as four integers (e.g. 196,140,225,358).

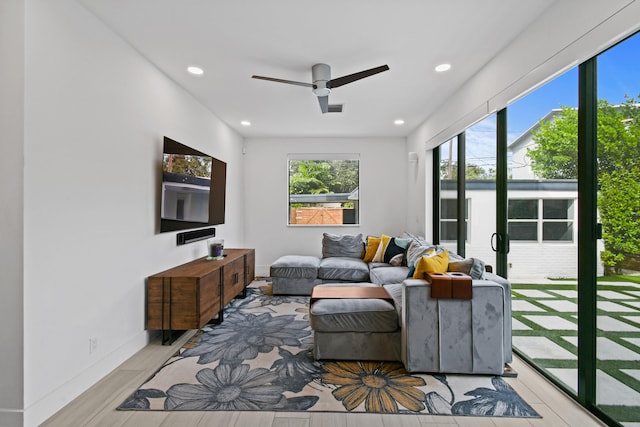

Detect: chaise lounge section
270,232,513,375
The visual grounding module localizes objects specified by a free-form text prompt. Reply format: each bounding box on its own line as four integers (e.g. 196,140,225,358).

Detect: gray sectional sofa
269,232,513,375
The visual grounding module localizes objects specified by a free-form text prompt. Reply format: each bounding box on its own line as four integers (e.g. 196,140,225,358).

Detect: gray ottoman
309,283,401,361
270,255,321,295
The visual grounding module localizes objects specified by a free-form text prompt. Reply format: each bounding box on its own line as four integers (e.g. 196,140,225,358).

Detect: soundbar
176,227,215,245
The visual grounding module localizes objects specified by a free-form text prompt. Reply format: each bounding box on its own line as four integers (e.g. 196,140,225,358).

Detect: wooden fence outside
290,207,344,224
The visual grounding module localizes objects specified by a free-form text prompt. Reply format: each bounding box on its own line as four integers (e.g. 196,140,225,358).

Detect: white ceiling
76,0,582,138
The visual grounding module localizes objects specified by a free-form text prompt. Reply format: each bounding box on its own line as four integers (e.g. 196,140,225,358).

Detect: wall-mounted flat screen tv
160,136,226,232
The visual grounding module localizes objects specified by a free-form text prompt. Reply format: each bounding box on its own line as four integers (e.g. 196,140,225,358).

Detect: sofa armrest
401,278,508,374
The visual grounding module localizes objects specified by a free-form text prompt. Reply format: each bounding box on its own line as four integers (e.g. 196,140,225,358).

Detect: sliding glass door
594,33,640,426
432,31,640,426
463,116,497,269
506,67,580,397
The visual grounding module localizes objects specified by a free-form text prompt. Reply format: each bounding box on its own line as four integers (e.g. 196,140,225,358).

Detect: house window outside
288,155,359,226
508,199,538,240
440,198,468,241
508,198,574,242
542,199,574,241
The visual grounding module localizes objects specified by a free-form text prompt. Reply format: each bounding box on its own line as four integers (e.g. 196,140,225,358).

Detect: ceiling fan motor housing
312,63,331,96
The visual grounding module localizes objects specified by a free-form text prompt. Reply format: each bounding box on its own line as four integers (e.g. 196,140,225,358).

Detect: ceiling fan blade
318,95,329,114
251,75,313,88
328,65,389,89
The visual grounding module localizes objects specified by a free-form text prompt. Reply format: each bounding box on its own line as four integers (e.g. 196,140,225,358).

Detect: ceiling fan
252,63,389,114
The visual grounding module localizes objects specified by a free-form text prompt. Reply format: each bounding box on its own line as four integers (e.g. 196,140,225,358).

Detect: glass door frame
431,57,619,426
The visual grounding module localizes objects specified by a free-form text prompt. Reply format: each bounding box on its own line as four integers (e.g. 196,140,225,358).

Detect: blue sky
461,31,640,169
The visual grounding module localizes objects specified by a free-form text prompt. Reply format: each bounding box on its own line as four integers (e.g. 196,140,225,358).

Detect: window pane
509,199,538,219
441,222,457,241
439,137,458,247
507,63,578,401
288,158,359,225
464,116,497,266
441,199,457,220
596,30,640,422
543,199,572,219
508,222,538,240
543,222,573,241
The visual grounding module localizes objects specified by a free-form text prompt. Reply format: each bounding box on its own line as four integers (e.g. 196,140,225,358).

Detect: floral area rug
119,282,539,417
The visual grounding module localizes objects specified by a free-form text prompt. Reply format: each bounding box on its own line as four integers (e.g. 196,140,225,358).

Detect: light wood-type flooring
42,330,607,427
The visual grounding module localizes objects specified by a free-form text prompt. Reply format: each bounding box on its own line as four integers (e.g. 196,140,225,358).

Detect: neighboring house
441,109,605,280
509,109,563,180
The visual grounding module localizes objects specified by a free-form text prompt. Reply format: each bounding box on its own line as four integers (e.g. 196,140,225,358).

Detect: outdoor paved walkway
511,280,640,426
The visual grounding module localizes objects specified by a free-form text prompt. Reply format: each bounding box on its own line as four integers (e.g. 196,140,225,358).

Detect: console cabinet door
245,250,255,285
198,271,222,327
223,257,245,306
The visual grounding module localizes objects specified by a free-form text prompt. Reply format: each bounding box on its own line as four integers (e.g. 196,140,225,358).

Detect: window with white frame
288,154,359,226
508,198,575,241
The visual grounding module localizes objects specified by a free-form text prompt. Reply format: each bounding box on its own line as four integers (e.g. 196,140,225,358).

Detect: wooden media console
147,248,255,343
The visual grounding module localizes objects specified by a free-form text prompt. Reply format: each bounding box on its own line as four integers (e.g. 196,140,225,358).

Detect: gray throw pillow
405,240,437,268
322,233,365,258
448,257,486,280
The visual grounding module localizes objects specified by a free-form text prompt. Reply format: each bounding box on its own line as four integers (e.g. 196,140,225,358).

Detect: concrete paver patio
511,280,640,426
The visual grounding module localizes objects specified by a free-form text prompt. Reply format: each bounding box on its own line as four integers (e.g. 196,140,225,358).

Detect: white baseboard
24,331,150,427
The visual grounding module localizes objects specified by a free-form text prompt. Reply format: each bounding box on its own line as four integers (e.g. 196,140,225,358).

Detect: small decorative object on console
207,238,224,260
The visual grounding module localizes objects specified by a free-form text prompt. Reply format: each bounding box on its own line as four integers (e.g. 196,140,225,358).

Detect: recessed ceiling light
435,63,451,73
240,120,251,126
394,119,405,125
187,66,204,75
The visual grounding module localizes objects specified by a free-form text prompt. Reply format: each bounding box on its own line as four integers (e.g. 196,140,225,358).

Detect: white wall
243,137,407,275
20,1,244,425
0,0,25,426
405,135,427,238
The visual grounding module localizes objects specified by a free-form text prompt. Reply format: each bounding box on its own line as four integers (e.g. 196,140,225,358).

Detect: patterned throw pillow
384,237,411,266
413,251,449,279
371,235,411,265
372,234,393,262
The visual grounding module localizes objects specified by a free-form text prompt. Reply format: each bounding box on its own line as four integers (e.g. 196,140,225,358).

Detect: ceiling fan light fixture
312,83,331,97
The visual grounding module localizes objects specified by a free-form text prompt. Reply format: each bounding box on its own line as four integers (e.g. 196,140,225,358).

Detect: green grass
546,275,640,284
598,275,640,285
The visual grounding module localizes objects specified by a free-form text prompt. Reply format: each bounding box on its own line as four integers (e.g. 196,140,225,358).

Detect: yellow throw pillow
363,236,381,262
413,250,449,279
372,234,393,262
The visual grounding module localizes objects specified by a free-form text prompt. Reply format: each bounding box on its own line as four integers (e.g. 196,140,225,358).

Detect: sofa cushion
370,266,410,285
310,297,398,333
270,255,320,279
322,233,365,258
318,257,370,282
383,283,404,325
